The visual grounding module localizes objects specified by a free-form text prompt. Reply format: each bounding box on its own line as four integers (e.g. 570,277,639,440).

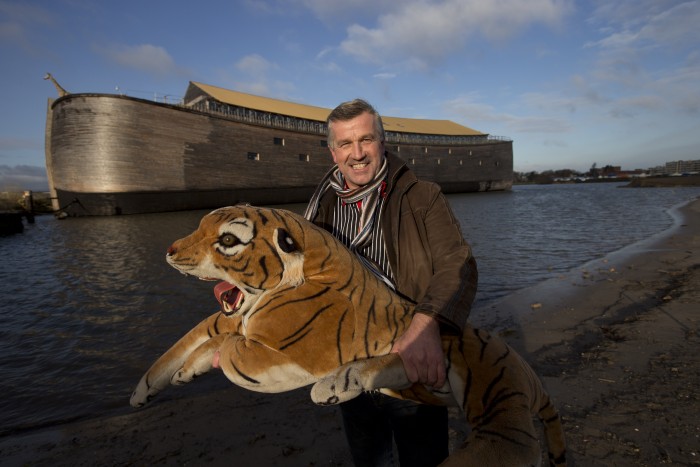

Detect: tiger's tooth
234,292,244,310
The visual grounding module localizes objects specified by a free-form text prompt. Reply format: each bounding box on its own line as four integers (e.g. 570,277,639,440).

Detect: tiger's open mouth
214,281,245,316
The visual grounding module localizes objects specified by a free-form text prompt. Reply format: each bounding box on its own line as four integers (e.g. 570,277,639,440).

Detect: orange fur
130,205,566,466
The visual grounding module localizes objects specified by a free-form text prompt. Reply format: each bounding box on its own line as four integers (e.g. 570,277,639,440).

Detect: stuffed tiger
130,205,566,467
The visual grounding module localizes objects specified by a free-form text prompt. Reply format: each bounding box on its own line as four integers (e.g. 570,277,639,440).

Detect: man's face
329,112,385,189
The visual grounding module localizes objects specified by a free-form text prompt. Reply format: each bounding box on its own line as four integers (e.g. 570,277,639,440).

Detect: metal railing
186,99,512,146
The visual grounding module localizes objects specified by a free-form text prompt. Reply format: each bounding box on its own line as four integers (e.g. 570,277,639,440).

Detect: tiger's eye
220,234,239,247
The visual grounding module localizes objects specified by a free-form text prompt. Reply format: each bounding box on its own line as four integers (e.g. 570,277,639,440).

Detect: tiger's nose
167,245,177,256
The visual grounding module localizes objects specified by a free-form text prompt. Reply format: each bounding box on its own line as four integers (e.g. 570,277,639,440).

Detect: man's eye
361,137,375,144
338,142,350,149
219,234,239,247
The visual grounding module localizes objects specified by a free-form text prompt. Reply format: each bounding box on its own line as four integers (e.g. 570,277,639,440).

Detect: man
304,99,478,466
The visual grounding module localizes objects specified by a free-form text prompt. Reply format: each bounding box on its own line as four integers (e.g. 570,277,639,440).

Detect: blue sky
1,0,698,190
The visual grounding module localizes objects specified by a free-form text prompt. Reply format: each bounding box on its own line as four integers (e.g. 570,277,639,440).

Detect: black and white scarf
304,157,394,288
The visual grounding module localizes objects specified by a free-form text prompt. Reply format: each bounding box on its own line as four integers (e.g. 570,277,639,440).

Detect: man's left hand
391,313,445,388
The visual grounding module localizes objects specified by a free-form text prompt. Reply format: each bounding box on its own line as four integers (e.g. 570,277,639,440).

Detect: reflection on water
0,184,698,434
1,210,222,434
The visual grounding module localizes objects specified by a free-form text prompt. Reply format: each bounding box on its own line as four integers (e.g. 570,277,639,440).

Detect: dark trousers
340,392,449,467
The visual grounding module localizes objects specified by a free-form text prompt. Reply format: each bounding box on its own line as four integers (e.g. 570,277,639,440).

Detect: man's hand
391,313,445,388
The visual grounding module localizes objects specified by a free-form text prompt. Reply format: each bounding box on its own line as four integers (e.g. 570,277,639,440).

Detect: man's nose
350,140,363,158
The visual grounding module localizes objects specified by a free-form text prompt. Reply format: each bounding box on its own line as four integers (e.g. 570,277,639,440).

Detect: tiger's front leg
311,353,412,405
214,334,318,393
170,334,228,385
130,312,240,407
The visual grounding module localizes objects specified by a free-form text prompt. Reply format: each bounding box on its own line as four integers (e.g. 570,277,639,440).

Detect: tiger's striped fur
130,205,566,466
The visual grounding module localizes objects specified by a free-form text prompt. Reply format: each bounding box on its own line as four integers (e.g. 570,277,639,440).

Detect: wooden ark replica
44,79,513,216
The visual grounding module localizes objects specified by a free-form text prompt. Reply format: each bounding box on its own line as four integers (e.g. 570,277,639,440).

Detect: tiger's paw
130,380,158,408
170,347,218,385
311,367,365,405
171,366,206,385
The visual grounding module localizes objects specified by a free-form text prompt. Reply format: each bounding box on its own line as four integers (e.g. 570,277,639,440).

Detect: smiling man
304,99,478,467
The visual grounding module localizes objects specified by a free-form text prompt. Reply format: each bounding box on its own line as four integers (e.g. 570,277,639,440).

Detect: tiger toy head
165,205,309,317
131,205,566,466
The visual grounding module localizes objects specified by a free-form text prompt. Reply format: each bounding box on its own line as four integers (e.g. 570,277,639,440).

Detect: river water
1,182,699,436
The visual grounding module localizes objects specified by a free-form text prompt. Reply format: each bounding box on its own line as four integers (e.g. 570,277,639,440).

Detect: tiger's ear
276,228,299,253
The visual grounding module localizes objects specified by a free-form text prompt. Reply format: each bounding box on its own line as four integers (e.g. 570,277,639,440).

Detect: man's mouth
214,281,244,315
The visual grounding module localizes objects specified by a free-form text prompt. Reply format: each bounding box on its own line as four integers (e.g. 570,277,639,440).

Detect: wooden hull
46,94,513,216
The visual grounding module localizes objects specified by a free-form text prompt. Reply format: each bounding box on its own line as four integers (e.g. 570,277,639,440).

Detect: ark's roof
189,82,485,137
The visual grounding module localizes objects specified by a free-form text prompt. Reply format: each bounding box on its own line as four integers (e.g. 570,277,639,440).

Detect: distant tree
533,170,555,184
513,171,538,183
553,169,576,179
589,163,599,178
601,165,619,177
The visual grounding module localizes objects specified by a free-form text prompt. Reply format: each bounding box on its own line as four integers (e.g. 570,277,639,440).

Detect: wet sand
1,199,698,466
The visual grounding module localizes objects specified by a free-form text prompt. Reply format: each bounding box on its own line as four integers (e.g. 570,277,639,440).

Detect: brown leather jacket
309,152,478,333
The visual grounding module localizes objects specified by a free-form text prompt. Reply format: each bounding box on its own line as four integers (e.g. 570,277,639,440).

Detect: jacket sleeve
410,186,478,333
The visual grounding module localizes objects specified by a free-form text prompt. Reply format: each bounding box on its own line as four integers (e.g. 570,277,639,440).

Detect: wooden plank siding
47,93,512,216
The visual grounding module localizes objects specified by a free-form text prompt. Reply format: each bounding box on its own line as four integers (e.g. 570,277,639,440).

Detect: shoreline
1,198,698,466
475,197,700,464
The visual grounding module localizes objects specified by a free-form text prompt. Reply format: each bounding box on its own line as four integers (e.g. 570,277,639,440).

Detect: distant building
649,159,700,176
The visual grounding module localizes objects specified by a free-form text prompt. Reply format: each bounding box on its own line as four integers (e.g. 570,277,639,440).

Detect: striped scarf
304,158,394,288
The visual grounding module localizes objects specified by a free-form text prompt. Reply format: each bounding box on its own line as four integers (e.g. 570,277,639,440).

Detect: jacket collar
384,151,416,197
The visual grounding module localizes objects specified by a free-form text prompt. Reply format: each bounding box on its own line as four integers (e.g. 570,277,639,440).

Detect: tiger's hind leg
311,353,411,405
537,396,567,466
441,407,542,467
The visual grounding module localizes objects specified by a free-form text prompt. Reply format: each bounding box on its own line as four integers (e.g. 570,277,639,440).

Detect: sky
1,0,699,191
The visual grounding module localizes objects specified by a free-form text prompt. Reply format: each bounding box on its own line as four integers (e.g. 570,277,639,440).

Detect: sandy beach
1,198,698,466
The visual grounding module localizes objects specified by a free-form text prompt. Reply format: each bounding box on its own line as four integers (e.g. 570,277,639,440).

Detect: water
451,182,700,300
1,182,698,436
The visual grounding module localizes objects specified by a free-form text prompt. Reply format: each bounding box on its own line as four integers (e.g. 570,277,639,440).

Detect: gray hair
327,99,385,148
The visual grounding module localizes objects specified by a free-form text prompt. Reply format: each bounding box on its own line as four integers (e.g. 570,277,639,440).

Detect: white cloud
96,44,178,76
521,92,578,114
588,0,699,50
220,54,297,98
299,0,397,23
336,0,573,69
444,94,571,133
0,2,54,53
314,46,345,74
373,72,396,80
235,54,276,77
614,95,664,113
315,46,334,60
317,61,343,74
579,2,700,118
